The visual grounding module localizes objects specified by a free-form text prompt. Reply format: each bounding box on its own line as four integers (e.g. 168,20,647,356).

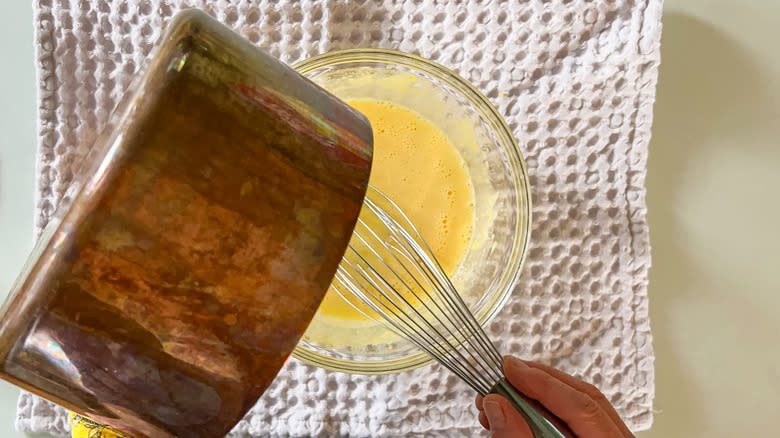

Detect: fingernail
505,356,527,370
483,398,505,431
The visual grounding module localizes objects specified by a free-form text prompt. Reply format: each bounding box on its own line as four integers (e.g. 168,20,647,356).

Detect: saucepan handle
489,378,577,438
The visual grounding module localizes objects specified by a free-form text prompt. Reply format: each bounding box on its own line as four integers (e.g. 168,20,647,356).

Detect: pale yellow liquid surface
317,99,475,321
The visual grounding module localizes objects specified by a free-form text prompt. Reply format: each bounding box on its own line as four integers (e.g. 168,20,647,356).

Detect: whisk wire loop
331,186,570,438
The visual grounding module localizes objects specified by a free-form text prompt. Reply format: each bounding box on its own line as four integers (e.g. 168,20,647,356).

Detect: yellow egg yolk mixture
316,99,475,321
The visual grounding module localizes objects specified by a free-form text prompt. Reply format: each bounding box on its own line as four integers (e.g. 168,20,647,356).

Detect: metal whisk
332,186,573,438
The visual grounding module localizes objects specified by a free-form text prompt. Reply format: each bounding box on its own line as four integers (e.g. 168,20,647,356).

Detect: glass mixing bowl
292,49,531,374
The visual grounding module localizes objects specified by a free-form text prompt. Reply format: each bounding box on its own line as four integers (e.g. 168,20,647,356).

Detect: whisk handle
490,378,576,438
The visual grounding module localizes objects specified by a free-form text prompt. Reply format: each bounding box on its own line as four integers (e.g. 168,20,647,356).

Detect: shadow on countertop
643,10,774,438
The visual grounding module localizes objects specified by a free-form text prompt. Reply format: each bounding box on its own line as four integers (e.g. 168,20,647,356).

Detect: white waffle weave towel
18,0,660,436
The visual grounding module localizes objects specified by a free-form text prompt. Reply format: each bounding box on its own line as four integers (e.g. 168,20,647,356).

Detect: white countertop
1,1,778,437
0,1,37,437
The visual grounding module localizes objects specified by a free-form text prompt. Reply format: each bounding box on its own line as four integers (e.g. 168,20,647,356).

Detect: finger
483,394,534,438
503,358,625,437
479,410,490,430
476,393,484,411
522,360,634,436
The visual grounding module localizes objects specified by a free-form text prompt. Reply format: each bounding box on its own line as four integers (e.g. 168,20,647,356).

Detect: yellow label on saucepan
69,412,131,438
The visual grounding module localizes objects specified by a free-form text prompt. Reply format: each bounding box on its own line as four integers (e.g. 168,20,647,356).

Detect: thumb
483,394,533,438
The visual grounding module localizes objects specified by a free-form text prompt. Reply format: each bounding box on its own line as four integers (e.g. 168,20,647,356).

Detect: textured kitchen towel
19,0,660,436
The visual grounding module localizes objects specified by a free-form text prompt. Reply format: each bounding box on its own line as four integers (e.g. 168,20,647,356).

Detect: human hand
474,356,635,438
